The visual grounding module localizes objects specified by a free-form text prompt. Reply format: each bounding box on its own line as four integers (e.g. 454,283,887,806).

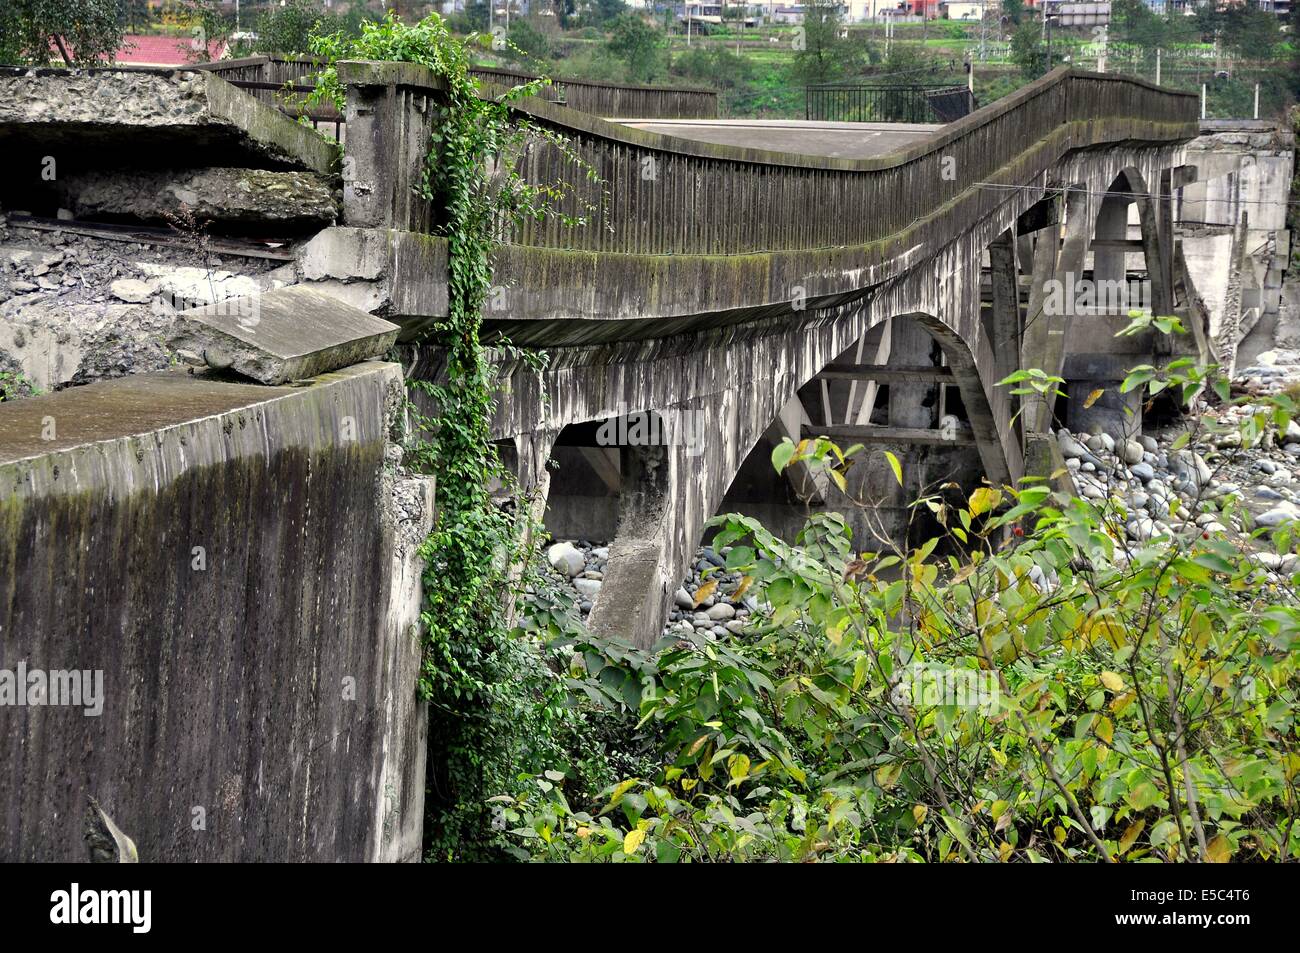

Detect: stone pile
543,538,759,639
1058,347,1300,579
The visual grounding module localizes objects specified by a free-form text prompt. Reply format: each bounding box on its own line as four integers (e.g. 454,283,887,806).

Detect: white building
940,1,991,17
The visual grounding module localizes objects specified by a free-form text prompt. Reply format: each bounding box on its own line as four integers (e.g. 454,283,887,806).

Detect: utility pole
1155,48,1161,86
978,1,989,63
1045,7,1052,74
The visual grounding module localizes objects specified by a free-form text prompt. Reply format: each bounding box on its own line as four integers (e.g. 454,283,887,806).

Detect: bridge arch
903,311,1015,491
1059,166,1177,436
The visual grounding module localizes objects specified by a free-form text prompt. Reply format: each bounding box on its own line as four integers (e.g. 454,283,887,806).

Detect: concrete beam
802,423,976,446
772,396,826,504
819,363,954,383
579,446,621,493
986,229,1022,390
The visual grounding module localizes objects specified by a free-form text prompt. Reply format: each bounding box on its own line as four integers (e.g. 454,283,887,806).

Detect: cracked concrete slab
60,167,338,231
0,69,337,175
169,285,399,384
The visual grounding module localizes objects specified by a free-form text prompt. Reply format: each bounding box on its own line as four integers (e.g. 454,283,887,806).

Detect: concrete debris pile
0,218,292,391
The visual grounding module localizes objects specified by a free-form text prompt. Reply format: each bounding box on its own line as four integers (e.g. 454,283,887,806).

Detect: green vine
309,13,597,859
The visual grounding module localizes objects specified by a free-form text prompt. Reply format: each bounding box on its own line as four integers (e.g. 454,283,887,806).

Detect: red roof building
113,34,228,66
50,34,228,67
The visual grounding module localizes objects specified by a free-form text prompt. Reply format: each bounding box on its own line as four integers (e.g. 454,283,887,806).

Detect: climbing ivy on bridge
310,14,599,859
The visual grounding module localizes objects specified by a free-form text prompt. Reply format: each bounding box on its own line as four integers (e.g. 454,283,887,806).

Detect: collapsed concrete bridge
0,60,1291,859
300,61,1207,647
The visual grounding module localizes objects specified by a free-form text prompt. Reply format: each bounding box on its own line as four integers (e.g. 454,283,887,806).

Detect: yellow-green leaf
1206,834,1231,863
623,828,646,855
1100,671,1125,692
883,451,903,487
1118,819,1145,855
968,487,1003,517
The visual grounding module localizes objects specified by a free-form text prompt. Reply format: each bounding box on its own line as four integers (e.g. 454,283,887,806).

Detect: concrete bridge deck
617,119,941,158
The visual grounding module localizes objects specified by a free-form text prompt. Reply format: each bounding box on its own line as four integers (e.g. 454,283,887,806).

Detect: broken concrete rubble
0,297,175,391
0,224,293,390
169,285,400,384
60,168,338,232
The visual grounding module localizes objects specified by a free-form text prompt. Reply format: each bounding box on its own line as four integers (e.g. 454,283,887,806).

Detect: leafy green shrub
605,14,664,83
498,358,1300,862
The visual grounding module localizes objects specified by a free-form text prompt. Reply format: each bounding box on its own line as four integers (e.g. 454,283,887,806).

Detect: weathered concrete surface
0,70,337,175
1180,120,1295,373
401,140,1185,643
170,286,399,384
619,119,941,159
0,297,174,391
0,363,429,861
59,167,338,231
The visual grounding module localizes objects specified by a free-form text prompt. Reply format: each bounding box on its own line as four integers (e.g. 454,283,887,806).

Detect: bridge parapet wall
336,61,1197,259
0,363,430,862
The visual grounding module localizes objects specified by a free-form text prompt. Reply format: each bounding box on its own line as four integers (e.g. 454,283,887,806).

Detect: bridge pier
586,442,675,649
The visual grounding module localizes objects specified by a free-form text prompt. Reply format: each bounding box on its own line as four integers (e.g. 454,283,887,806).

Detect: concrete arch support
1063,166,1179,437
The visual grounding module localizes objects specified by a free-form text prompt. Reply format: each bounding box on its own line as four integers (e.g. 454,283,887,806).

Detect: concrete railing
198,56,717,125
468,65,718,119
195,55,344,137
337,61,1199,257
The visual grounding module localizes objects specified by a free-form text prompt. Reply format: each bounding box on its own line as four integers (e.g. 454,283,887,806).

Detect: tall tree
3,0,125,66
605,13,663,83
120,0,152,34
1009,19,1046,80
792,0,862,86
1110,0,1166,49
588,0,627,27
1219,3,1281,61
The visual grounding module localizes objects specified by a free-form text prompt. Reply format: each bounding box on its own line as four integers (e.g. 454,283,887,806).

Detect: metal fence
805,84,978,124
